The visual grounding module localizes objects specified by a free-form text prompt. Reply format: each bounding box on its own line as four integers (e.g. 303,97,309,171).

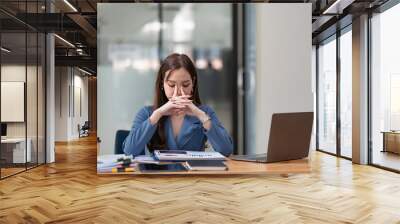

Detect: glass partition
97,3,235,156
97,4,159,155
0,1,46,179
161,3,234,140
317,36,337,155
1,30,28,177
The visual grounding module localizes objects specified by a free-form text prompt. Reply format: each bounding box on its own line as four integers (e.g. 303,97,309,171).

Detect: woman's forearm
123,107,158,156
197,107,233,156
195,110,212,130
149,109,162,125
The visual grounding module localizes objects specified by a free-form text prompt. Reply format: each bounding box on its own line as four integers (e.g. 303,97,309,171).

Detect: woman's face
163,68,193,99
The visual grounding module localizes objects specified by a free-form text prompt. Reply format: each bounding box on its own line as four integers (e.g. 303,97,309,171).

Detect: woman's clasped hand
158,86,199,117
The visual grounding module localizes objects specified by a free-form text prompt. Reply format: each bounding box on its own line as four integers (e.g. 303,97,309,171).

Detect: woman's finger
173,85,178,97
172,109,180,114
172,95,190,100
171,96,191,102
172,103,186,109
174,102,192,107
180,86,186,97
174,98,192,103
172,96,191,102
170,96,189,103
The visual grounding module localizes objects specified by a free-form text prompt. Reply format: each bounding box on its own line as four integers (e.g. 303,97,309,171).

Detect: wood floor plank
1,134,400,223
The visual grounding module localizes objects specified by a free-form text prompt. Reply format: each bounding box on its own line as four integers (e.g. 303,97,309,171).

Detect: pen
111,167,135,173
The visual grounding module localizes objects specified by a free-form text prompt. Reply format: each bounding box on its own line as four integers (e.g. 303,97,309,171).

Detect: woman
123,53,233,157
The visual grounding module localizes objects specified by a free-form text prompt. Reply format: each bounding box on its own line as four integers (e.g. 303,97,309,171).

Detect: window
317,36,337,154
371,3,400,171
339,28,352,158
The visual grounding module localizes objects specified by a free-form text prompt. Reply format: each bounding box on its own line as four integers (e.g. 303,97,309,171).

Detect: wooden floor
1,167,26,177
1,135,400,223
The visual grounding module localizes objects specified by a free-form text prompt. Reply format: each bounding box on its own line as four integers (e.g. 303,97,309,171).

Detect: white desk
1,138,31,163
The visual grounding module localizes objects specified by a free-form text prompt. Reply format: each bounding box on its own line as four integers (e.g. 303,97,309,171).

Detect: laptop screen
266,112,313,162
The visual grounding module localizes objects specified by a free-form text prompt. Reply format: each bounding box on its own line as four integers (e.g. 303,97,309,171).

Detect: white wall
72,73,89,138
55,67,69,141
253,4,313,154
55,67,89,141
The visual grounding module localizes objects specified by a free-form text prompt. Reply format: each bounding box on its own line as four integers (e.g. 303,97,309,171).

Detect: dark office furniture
78,121,90,138
114,130,130,154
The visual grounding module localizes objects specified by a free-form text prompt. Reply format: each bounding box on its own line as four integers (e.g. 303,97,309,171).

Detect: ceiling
0,0,392,75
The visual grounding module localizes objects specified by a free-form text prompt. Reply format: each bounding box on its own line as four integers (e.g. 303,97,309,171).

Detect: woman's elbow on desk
123,144,144,157
222,143,234,157
212,140,233,157
122,139,134,156
122,136,145,156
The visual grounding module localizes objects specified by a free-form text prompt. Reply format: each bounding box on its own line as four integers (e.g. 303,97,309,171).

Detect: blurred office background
97,3,312,156
97,4,237,155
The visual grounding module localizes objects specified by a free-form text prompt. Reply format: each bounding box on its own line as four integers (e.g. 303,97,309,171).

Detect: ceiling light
211,58,223,71
141,21,168,33
322,0,354,14
78,67,92,76
63,0,78,12
112,58,131,72
54,34,75,48
1,47,11,53
323,0,341,14
195,58,208,70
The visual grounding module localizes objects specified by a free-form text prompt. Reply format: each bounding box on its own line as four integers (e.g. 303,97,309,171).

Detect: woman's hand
174,87,211,130
170,86,198,116
150,100,184,125
150,86,191,125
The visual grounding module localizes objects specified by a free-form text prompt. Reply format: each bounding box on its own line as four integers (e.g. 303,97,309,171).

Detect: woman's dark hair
148,53,202,150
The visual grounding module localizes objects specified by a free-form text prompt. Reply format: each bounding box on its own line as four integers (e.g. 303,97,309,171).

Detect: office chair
114,130,130,154
82,121,90,135
78,121,90,138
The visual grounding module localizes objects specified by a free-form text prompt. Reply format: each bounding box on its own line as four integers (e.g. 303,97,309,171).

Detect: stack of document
185,160,227,171
132,155,171,164
154,150,226,161
153,150,228,171
97,154,133,172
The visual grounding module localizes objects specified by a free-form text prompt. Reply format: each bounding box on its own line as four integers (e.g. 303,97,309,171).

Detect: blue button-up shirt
123,105,233,157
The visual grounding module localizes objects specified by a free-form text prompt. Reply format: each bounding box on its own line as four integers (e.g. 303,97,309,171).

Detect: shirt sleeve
122,107,158,156
202,106,234,157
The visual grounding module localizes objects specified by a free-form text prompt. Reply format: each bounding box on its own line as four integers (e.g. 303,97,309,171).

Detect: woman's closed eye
167,84,189,88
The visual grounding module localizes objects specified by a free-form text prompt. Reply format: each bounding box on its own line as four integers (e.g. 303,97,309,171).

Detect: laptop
231,112,313,163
